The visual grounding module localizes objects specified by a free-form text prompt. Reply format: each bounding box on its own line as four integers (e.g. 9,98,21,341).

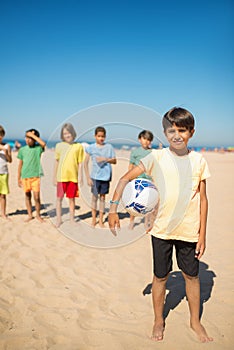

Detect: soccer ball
122,178,159,217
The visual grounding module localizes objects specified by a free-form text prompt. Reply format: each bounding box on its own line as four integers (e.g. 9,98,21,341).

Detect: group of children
0,122,154,228
0,106,213,343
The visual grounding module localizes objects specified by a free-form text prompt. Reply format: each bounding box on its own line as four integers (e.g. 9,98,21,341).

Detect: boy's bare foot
1,215,11,221
70,218,80,225
55,220,62,228
91,218,97,228
151,321,165,341
36,216,44,223
99,222,106,228
24,216,34,222
191,321,213,343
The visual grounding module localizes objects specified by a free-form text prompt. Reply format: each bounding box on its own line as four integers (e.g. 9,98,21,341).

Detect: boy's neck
96,142,105,147
169,146,189,156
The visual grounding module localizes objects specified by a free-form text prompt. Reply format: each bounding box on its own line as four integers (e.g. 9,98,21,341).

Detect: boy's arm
108,162,145,235
196,179,208,259
5,144,12,163
128,163,134,171
96,156,116,164
18,159,23,187
0,144,12,163
26,131,46,149
78,163,83,186
53,159,59,186
84,153,93,186
107,157,116,164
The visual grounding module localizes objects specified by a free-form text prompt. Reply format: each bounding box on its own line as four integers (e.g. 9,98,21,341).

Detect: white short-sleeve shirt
141,148,210,242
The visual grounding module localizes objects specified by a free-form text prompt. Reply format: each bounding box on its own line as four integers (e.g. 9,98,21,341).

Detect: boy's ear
190,129,195,138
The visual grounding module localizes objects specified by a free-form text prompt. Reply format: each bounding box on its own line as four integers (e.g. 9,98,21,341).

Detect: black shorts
91,179,110,196
151,236,199,278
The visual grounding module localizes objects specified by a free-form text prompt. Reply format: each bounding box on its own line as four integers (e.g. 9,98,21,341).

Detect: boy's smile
165,124,194,153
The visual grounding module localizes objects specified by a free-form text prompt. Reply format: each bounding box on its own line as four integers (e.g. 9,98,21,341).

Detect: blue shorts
91,179,110,196
151,236,199,278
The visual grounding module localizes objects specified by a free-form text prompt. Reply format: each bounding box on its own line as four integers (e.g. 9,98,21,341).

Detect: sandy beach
0,150,233,350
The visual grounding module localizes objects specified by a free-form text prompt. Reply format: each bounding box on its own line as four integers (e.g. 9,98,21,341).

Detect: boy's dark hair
138,130,154,142
0,125,5,136
95,126,106,136
162,107,195,132
60,123,77,141
26,129,40,137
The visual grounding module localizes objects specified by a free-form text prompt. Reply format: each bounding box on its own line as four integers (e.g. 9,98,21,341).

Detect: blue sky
0,0,233,146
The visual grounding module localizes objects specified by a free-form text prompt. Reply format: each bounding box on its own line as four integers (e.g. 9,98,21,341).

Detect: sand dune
0,151,233,349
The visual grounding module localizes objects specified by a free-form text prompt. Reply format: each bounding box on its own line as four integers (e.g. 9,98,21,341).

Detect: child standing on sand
18,129,46,222
0,125,12,219
54,123,84,227
84,126,116,227
109,107,213,343
128,130,154,229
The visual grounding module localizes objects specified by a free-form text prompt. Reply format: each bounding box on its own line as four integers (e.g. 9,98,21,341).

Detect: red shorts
57,182,79,198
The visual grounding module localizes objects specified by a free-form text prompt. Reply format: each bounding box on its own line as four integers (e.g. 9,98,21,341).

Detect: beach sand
0,150,233,349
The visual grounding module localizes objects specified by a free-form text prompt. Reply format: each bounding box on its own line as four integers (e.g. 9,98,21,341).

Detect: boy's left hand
195,239,206,259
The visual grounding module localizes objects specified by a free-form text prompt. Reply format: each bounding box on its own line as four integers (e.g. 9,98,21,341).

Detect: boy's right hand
18,179,22,188
87,178,93,186
108,212,120,236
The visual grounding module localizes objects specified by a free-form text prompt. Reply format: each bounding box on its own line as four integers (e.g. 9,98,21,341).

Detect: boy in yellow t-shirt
54,123,84,227
108,107,213,343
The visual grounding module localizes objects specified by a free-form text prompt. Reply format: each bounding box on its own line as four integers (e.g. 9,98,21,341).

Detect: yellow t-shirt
55,142,84,183
141,148,210,242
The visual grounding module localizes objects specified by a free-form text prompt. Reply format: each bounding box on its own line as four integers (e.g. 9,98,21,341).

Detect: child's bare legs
56,197,63,227
99,194,105,227
128,215,135,229
33,191,43,222
69,197,75,223
151,274,167,341
0,194,8,219
183,272,213,342
25,191,33,222
91,194,98,227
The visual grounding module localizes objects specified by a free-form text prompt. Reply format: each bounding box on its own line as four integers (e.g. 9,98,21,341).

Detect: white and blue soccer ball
122,178,159,217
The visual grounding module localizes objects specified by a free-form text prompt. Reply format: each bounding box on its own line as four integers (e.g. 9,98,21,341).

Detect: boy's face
0,134,3,143
165,124,194,150
25,136,35,147
139,136,151,149
63,128,74,144
95,131,106,145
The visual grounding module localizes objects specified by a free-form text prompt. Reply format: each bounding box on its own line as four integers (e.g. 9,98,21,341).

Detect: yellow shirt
55,142,84,183
141,148,210,242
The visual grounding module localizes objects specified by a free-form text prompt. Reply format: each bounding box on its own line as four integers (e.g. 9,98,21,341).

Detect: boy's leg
25,191,33,221
151,237,173,341
182,272,213,342
33,191,43,222
91,194,98,227
99,194,105,227
151,274,168,341
175,240,213,342
0,175,9,219
0,194,7,218
56,197,63,227
69,197,75,223
128,214,135,230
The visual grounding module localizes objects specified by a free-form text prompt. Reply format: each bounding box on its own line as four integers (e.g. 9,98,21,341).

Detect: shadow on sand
142,261,216,319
